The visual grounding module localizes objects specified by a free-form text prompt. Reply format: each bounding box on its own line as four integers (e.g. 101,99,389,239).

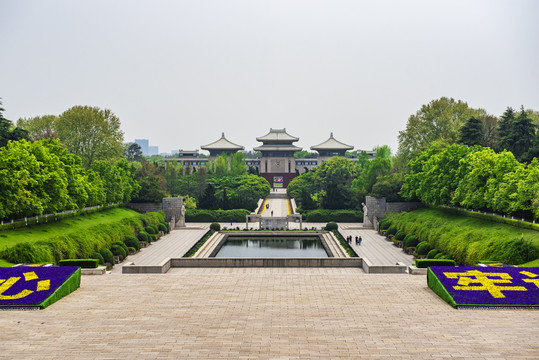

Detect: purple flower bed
429,266,539,306
0,266,79,307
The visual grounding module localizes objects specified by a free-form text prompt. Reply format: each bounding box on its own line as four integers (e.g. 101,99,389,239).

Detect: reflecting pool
215,237,328,258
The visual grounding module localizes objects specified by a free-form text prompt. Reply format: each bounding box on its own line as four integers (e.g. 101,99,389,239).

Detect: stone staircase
193,232,226,258
322,232,348,258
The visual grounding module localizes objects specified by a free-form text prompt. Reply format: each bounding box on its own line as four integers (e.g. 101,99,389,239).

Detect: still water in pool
215,237,328,258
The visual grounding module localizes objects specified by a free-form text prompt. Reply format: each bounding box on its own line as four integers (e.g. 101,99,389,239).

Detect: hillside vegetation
385,208,539,265
0,208,164,265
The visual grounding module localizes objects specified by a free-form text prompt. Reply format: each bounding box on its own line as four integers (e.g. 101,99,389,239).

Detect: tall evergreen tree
497,107,516,152
498,106,536,162
459,117,485,146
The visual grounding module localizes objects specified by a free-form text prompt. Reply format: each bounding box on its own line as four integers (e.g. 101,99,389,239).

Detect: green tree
16,115,58,141
57,105,124,168
0,98,29,147
124,143,144,162
459,117,484,146
498,107,536,162
398,97,484,156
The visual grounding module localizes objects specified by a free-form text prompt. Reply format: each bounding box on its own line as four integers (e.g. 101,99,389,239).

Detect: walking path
110,228,208,273
2,269,537,359
339,224,415,266
259,188,290,217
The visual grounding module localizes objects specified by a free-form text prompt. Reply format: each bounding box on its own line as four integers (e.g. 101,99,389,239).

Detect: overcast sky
1,0,538,154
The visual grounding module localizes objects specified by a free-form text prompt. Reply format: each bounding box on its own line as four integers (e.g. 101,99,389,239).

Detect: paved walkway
1,269,537,359
339,225,415,266
110,228,208,273
260,189,290,217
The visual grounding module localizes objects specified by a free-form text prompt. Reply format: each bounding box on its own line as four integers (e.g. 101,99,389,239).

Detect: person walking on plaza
358,236,362,245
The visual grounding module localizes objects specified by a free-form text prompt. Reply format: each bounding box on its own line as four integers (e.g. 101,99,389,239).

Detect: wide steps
194,232,225,258
323,232,347,258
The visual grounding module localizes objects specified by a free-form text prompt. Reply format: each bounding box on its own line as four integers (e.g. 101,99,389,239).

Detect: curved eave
253,145,303,152
310,133,354,151
201,133,245,151
256,128,299,142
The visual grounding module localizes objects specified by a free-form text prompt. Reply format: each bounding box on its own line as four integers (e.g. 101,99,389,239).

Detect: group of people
346,235,362,245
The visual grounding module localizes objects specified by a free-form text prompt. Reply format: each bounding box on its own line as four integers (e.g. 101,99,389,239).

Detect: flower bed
0,266,80,310
428,266,539,308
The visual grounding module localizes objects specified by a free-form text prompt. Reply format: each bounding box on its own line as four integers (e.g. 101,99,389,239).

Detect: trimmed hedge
210,222,221,231
378,219,391,231
112,241,129,255
110,245,127,259
90,251,105,265
325,222,338,231
301,209,363,222
416,241,432,255
386,208,539,265
185,209,251,222
158,223,168,233
426,249,440,259
416,259,456,268
138,231,151,243
386,225,398,237
395,230,406,241
403,234,419,248
124,236,140,251
58,259,99,268
0,211,164,265
146,225,158,235
99,248,115,265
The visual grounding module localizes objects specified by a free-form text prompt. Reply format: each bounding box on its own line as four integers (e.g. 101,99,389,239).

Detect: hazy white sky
1,0,538,154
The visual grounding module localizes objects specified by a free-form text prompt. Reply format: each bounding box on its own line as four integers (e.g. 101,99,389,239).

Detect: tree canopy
57,105,124,168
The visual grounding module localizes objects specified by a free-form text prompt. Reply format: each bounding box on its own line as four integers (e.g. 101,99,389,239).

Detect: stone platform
1,269,537,359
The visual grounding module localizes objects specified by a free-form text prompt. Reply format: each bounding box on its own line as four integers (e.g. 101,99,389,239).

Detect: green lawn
386,208,539,266
0,208,141,250
0,258,13,267
520,259,539,267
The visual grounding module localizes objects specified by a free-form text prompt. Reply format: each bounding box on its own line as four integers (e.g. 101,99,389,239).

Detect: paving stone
0,269,537,359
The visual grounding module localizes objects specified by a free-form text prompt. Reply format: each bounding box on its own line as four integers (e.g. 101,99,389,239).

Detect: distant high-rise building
135,139,149,156
148,146,159,156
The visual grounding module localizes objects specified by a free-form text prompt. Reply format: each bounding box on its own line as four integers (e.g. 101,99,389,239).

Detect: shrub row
439,206,539,231
58,259,99,268
183,229,215,257
0,211,165,265
385,208,539,265
0,204,119,232
301,209,363,222
415,259,456,268
185,209,251,222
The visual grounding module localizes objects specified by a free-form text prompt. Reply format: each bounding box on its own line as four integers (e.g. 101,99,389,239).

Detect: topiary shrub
90,251,105,265
124,236,140,251
145,225,158,235
112,241,129,255
210,222,221,231
378,219,391,231
434,252,446,259
415,259,456,268
426,249,440,259
110,245,127,260
403,234,419,249
158,223,168,233
138,231,151,243
325,222,338,231
127,247,136,254
416,241,432,256
395,230,406,241
99,248,114,265
58,259,98,268
386,225,398,237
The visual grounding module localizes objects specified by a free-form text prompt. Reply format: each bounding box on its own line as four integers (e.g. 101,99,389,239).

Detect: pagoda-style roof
201,132,244,151
253,144,303,152
310,132,354,151
256,128,299,143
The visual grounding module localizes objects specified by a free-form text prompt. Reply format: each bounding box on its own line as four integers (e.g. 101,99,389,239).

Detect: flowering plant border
0,266,80,310
427,266,539,308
